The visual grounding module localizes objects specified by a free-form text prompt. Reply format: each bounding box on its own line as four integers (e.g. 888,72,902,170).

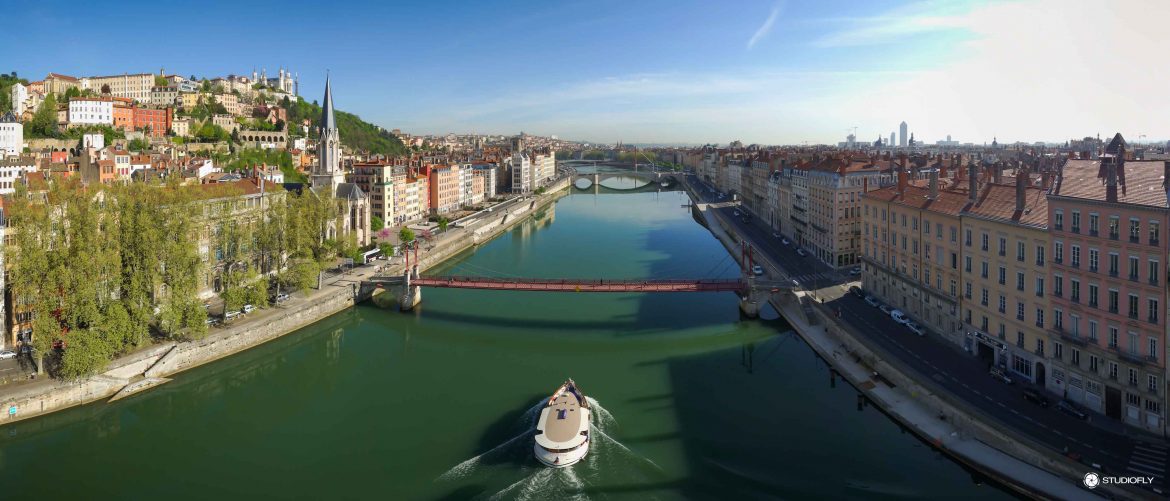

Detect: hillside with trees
282,97,407,157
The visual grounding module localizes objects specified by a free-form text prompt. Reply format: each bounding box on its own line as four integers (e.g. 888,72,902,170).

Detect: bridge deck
411,276,744,293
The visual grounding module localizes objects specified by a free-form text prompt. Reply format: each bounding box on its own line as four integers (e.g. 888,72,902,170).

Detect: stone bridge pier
739,276,760,318
401,265,421,311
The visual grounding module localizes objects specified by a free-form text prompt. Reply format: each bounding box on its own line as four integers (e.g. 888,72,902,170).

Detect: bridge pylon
401,264,421,311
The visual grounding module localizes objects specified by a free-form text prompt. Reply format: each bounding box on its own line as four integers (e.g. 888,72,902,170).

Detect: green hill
284,97,407,157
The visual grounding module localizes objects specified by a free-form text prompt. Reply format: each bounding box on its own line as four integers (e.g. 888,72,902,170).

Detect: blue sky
5,0,1168,145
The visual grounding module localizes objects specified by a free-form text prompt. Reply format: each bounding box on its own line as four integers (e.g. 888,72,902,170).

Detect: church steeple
312,73,343,192
321,74,337,132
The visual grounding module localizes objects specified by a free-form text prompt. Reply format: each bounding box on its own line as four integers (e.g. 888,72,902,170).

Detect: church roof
335,182,365,200
320,75,337,132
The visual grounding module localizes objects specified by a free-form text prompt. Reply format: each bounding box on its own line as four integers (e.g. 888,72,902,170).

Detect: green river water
0,180,1011,500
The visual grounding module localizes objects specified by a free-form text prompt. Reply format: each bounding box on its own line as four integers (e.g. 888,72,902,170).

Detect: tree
27,94,59,138
101,84,111,95
128,138,150,151
437,217,449,231
154,75,168,87
371,216,384,233
63,87,81,100
399,227,415,244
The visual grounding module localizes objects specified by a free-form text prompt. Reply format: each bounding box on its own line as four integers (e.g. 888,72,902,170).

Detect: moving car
848,286,863,298
1023,389,1050,407
1057,400,1088,420
864,295,880,307
849,267,861,276
751,265,765,276
889,309,909,324
780,237,790,245
796,248,807,257
0,350,16,360
989,367,1014,384
906,322,925,336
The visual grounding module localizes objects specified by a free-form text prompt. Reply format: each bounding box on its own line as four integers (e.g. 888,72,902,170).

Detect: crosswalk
789,272,833,287
1127,440,1167,488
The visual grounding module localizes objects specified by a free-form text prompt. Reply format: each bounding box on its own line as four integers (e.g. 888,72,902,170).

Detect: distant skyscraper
890,132,895,148
899,121,908,147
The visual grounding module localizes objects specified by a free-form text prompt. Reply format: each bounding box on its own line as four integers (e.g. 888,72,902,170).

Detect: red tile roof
966,183,1048,228
1053,160,1169,208
863,184,969,217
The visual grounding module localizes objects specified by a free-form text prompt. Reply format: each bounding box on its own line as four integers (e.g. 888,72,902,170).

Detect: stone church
310,76,371,247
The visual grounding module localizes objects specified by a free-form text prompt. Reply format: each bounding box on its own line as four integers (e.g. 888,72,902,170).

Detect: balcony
1151,239,1159,247
1055,224,1063,231
1130,236,1140,244
1036,259,1045,266
1054,257,1062,264
1059,332,1088,346
1089,230,1098,237
1109,232,1119,240
1071,226,1081,234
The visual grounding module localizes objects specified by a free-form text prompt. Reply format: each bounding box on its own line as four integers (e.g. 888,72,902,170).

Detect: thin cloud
747,3,782,50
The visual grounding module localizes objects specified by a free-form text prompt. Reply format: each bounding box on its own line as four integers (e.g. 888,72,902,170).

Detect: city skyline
4,0,1169,145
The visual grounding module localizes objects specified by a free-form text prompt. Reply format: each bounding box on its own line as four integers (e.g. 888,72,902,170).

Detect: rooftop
1052,160,1169,208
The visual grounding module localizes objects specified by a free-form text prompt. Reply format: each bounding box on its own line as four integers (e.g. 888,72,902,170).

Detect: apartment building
68,98,114,126
428,164,462,214
1046,139,1168,435
862,163,967,341
961,169,1051,388
85,73,155,102
351,161,397,227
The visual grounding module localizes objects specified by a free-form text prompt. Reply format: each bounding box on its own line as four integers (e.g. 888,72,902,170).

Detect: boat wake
436,396,665,500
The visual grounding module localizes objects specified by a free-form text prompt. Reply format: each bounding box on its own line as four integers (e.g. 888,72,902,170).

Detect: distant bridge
410,276,746,292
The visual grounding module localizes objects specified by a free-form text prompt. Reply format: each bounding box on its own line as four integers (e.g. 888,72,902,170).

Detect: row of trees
8,176,345,379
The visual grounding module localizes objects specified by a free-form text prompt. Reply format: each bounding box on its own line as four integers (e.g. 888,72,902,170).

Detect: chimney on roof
968,162,978,203
897,154,908,196
1015,164,1027,212
928,168,939,201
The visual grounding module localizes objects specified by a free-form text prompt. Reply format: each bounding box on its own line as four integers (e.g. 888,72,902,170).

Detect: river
0,179,1011,500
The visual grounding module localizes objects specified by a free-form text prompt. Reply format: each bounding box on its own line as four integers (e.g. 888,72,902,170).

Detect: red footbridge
409,276,748,293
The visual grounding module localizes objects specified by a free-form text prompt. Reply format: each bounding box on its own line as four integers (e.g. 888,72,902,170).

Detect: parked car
273,293,291,304
848,286,863,298
849,267,861,276
878,304,892,314
224,311,241,322
890,309,909,324
0,350,16,360
772,232,782,239
780,237,790,245
751,265,765,276
1023,389,1051,407
205,317,219,327
242,304,256,314
796,248,807,257
989,366,1014,384
864,295,880,307
1057,400,1089,420
733,210,741,217
906,322,925,336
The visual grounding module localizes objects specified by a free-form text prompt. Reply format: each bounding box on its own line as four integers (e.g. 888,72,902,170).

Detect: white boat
534,379,591,467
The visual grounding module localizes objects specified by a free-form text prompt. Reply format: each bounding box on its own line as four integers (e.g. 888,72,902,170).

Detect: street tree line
8,176,345,379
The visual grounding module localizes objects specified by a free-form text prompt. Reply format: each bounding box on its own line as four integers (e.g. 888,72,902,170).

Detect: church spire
321,73,336,132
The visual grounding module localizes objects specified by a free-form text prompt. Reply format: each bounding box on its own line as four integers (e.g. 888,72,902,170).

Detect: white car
242,304,256,314
907,322,925,336
733,210,741,217
772,232,782,238
796,248,807,257
0,350,16,360
752,265,765,276
849,267,861,276
780,237,790,245
890,309,909,324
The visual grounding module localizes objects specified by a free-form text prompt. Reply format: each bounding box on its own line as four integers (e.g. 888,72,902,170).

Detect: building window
998,295,1006,313
1128,368,1138,386
1054,342,1064,360
1071,348,1080,366
1088,284,1098,307
1017,331,1025,348
1069,279,1079,301
1129,218,1140,243
1035,277,1044,297
1071,245,1081,267
1054,241,1063,263
1054,210,1063,230
1088,320,1098,342
1128,331,1139,355
965,229,972,246
998,237,1006,256
1150,221,1160,245
998,266,1006,285
1128,255,1139,280
1054,275,1063,297
1108,289,1119,313
1108,215,1120,239
1108,326,1119,348
1016,302,1025,321
1128,294,1139,319
1016,271,1025,291
1108,361,1118,380
1054,309,1063,329
1150,260,1160,286
1071,210,1081,232
1016,241,1025,261
1149,298,1159,324
1150,337,1159,362
981,233,988,251
981,289,989,306
981,261,988,278
1035,338,1045,356
1035,245,1045,266
1149,375,1158,392
1035,308,1044,328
